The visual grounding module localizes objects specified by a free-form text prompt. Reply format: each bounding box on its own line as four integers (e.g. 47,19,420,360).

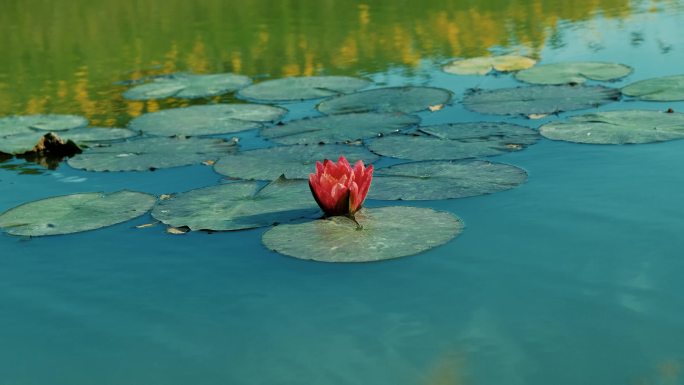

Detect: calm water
2,1,684,384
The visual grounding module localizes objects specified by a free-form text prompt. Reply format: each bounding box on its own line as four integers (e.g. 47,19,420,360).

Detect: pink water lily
308,155,373,217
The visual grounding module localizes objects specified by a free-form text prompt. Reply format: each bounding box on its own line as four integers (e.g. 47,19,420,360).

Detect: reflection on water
0,0,643,124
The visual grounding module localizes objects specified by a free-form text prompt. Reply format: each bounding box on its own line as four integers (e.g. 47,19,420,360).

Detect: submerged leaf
515,62,633,85
262,206,463,263
68,137,236,172
151,177,320,231
128,104,287,137
214,144,379,180
539,110,684,144
0,114,88,136
369,160,527,200
123,73,252,100
0,191,156,236
367,122,539,161
316,86,452,115
622,74,684,101
463,85,620,116
260,112,419,145
443,55,537,75
237,76,371,102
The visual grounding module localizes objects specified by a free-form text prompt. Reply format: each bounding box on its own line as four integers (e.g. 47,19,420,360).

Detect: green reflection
0,0,639,124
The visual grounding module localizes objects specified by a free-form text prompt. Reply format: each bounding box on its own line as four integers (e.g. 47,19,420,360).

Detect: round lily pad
152,177,319,231
368,160,527,201
622,74,684,101
442,55,537,75
237,76,371,102
539,110,684,144
463,85,620,116
128,104,288,137
260,112,420,145
0,127,137,155
0,190,156,236
0,114,88,136
367,122,539,161
214,144,379,180
68,137,236,172
123,73,252,100
316,87,452,115
262,206,463,263
515,62,633,85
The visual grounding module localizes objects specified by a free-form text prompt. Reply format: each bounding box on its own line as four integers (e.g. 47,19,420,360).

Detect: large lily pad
0,190,155,236
262,206,463,263
214,144,379,181
515,62,633,85
539,110,684,144
367,122,539,161
442,55,537,75
621,74,684,101
128,104,288,137
0,114,88,136
316,87,452,115
237,76,371,102
151,177,319,231
463,85,620,116
369,160,527,200
123,73,252,100
68,137,236,171
260,112,420,145
0,127,137,155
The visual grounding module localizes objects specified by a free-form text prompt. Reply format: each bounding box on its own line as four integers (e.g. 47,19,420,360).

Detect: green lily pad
316,86,452,115
68,137,236,172
443,55,537,75
368,160,527,200
539,110,684,144
262,206,463,263
260,112,420,145
463,85,620,116
237,76,371,102
0,190,156,236
0,114,88,136
214,144,379,180
0,127,137,155
123,73,252,100
128,104,288,137
367,122,539,161
515,62,633,85
621,74,684,101
151,177,319,231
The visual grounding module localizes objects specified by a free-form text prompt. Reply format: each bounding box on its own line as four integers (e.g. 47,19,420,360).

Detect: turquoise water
3,3,684,385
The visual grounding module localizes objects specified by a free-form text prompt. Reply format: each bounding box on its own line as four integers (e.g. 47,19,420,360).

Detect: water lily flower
309,155,373,217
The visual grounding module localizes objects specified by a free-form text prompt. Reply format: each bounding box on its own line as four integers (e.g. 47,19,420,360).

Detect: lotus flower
309,156,373,217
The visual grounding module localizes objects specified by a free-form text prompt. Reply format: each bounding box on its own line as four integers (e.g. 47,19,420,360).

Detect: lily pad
262,206,462,263
0,190,156,236
316,87,452,115
260,112,420,145
128,104,288,137
0,127,137,155
515,62,633,85
0,114,88,136
368,160,527,200
68,137,236,172
214,144,379,180
237,76,371,102
123,73,252,100
621,74,684,101
539,110,684,144
151,177,319,231
367,122,539,161
443,55,537,75
463,85,620,116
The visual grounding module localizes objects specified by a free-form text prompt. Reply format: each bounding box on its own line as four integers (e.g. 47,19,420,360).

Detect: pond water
2,0,684,384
